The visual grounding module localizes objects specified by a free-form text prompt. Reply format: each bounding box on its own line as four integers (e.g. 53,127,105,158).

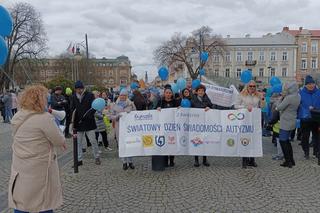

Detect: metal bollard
73,129,79,173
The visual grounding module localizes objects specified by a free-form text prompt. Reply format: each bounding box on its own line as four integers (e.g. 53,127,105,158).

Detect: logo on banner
155,136,165,147
227,138,235,147
191,137,203,147
167,135,176,144
227,112,245,121
134,113,153,121
241,138,250,146
126,137,141,145
142,135,154,147
179,136,188,147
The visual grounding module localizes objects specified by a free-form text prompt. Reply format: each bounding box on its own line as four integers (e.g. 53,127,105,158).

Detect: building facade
13,56,132,89
282,27,320,83
169,32,298,86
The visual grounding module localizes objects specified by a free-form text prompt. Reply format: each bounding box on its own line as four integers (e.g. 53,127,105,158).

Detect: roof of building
224,32,296,46
282,27,320,37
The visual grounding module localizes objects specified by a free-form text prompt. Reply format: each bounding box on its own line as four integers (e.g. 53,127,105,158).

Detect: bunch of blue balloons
200,51,209,62
269,76,282,94
240,69,252,84
0,5,13,66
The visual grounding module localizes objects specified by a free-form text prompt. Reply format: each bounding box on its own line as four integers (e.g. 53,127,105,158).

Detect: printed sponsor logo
179,136,188,147
227,112,245,121
155,136,166,147
142,135,154,147
125,137,141,145
226,138,235,147
191,136,203,147
167,135,176,145
134,113,153,121
204,140,220,144
240,138,250,146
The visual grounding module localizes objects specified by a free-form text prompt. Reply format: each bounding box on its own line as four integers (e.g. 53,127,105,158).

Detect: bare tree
154,26,225,80
0,2,47,89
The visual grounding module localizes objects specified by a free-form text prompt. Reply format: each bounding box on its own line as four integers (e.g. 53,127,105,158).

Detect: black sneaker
194,161,200,167
95,158,101,165
169,161,175,167
203,161,210,167
82,148,86,153
123,163,128,170
129,163,135,169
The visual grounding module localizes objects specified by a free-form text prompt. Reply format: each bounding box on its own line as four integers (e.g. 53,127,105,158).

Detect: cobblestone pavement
1,126,320,212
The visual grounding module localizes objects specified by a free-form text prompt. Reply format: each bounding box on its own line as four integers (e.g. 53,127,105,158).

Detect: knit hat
74,80,84,89
305,75,315,85
55,86,62,91
119,89,128,96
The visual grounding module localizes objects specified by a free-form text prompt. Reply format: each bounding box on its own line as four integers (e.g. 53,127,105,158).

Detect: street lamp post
267,66,272,85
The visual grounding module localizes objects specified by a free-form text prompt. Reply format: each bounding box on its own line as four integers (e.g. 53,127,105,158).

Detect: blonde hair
19,85,48,112
240,80,260,97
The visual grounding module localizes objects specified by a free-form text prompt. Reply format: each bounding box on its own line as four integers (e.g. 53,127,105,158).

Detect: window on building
301,59,307,69
247,51,253,61
225,68,230,77
282,68,287,77
312,41,318,54
312,58,317,69
236,68,241,78
271,68,275,76
259,51,264,61
225,52,231,62
282,52,288,61
214,54,219,62
236,52,242,62
270,52,276,61
214,69,219,77
301,42,308,53
259,68,264,77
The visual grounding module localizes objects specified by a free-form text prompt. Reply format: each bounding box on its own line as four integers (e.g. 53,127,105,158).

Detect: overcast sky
2,0,320,80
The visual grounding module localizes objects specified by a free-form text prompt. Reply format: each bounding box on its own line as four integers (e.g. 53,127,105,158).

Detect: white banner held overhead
202,83,239,107
119,108,262,157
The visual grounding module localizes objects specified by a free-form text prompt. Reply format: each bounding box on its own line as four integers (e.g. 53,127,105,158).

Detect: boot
242,157,247,169
123,163,128,170
164,156,169,167
169,156,175,167
194,156,200,167
129,163,135,169
202,156,210,167
287,142,295,166
280,140,290,167
247,158,257,167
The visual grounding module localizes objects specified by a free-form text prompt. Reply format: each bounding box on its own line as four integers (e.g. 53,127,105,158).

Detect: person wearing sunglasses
235,80,265,168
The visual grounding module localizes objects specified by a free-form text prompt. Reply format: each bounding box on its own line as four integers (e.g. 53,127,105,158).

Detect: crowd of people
6,75,320,212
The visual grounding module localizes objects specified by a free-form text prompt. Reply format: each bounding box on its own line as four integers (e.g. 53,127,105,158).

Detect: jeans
77,130,100,161
14,210,53,213
95,131,109,147
4,106,13,122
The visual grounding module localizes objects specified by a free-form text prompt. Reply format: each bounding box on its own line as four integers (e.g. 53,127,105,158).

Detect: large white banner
119,108,262,157
203,83,239,107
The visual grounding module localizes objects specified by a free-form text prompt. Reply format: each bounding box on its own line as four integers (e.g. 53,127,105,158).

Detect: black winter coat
51,93,66,111
191,94,215,109
158,98,180,109
71,91,97,131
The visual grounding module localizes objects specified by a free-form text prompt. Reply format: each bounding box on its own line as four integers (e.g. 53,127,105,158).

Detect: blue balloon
272,83,282,94
170,83,179,94
240,70,252,84
181,98,191,108
130,82,139,90
0,6,13,37
191,79,201,89
269,76,281,87
0,36,8,66
92,98,106,111
176,78,187,90
200,51,209,62
199,68,205,76
158,66,169,81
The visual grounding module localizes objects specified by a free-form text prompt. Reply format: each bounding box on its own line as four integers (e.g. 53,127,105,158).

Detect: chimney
227,35,230,38
245,34,250,38
299,26,303,31
283,26,289,31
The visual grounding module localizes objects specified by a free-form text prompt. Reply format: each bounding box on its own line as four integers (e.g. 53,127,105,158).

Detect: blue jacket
298,87,320,120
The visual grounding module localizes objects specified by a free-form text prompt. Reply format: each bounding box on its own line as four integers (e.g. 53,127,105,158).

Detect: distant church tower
145,71,148,83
